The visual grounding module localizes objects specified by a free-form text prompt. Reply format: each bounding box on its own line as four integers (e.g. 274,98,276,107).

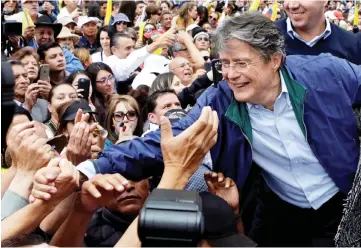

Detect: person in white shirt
57,0,79,22
91,26,115,63
104,30,176,84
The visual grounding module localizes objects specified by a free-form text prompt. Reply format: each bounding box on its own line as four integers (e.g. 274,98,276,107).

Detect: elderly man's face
170,57,194,86
284,0,326,31
220,39,280,105
35,26,55,45
22,0,39,17
12,64,30,99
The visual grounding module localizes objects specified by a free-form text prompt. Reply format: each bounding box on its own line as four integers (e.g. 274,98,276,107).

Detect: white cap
186,24,200,33
77,16,100,28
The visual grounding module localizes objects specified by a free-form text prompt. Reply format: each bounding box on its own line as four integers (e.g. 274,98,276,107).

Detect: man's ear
271,53,283,72
111,46,116,54
148,112,158,125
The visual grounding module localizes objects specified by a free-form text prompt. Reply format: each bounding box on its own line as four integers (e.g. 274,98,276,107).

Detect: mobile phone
78,78,90,100
39,64,50,81
211,59,223,85
47,134,68,154
204,61,212,72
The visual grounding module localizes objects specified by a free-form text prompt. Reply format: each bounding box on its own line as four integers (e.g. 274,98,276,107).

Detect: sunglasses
145,27,154,32
196,36,209,42
113,111,137,122
115,21,128,25
203,56,210,61
210,17,218,21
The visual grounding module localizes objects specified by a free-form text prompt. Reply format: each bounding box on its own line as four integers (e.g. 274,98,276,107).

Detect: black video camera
138,189,204,247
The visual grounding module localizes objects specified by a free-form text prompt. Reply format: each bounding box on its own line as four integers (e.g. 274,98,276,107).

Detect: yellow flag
336,2,341,10
58,0,63,9
271,1,278,21
22,8,35,34
354,3,359,26
139,22,146,41
104,0,112,25
249,0,260,12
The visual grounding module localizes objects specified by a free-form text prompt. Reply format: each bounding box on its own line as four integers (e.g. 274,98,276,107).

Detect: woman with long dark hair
91,25,115,63
86,62,115,127
119,1,136,26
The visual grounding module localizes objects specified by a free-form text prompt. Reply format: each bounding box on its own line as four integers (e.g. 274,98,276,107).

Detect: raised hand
6,122,36,167
79,173,130,213
204,172,240,215
30,157,80,205
160,106,218,181
37,80,52,99
24,83,39,111
15,134,55,173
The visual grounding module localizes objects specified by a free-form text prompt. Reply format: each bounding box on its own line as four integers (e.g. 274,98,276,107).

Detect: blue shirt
247,72,339,209
286,17,332,47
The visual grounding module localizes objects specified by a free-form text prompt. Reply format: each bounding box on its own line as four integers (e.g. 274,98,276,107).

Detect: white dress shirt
248,72,339,209
104,46,151,82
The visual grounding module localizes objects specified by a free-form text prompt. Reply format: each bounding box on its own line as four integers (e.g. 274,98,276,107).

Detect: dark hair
14,105,33,121
47,83,76,105
197,6,209,26
37,42,62,61
192,27,207,38
86,62,114,126
119,1,136,26
160,1,171,9
2,234,45,247
96,25,116,52
65,70,90,85
146,88,177,115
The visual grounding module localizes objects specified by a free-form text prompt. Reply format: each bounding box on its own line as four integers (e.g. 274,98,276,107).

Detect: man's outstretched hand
159,106,218,189
204,172,239,215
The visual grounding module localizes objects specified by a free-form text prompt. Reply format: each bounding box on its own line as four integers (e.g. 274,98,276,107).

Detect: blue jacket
95,54,361,194
62,46,84,73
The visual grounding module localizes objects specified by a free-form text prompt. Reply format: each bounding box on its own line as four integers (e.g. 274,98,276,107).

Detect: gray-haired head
212,13,285,62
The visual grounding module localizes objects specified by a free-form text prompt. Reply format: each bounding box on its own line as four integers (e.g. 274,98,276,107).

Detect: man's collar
286,16,332,40
246,71,289,110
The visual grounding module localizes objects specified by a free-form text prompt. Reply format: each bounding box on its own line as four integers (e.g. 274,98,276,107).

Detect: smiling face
95,70,114,96
284,0,327,32
220,39,279,105
161,13,172,30
44,47,66,72
35,26,55,45
21,55,39,82
100,31,111,51
170,57,194,86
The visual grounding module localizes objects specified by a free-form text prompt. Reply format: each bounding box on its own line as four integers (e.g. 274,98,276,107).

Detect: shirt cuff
76,160,97,179
1,190,29,220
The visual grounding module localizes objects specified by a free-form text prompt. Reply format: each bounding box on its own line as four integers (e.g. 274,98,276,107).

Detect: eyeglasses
115,21,128,25
96,74,115,84
215,58,262,73
196,36,209,42
113,111,137,121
